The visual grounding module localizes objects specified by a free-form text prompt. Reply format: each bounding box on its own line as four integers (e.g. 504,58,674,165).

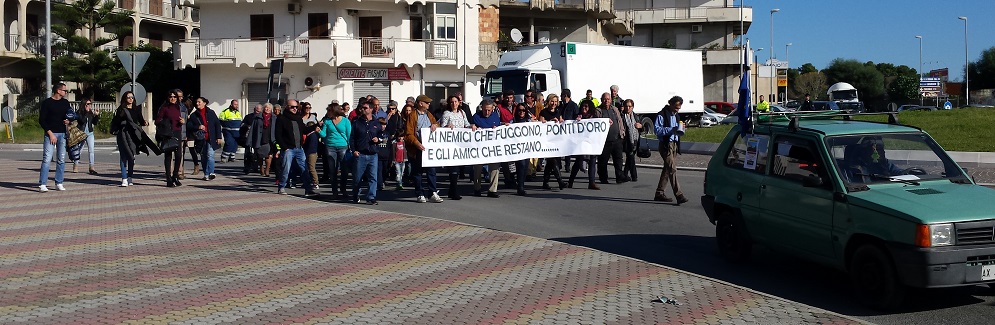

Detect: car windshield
704,107,717,114
826,132,966,187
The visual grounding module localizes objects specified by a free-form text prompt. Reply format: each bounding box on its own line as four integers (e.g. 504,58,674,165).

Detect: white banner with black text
420,119,610,167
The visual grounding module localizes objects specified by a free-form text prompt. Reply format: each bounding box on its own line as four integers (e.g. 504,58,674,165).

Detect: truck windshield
483,70,528,98
831,90,858,101
826,133,967,186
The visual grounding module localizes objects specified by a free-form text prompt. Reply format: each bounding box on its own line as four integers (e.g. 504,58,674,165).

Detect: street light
770,8,779,103
754,48,763,105
915,35,923,105
785,43,792,104
958,16,969,106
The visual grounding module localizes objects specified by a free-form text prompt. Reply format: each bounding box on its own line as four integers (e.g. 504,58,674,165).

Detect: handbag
66,121,87,148
636,136,652,158
158,136,180,152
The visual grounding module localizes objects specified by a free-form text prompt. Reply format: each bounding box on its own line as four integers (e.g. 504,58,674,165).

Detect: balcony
630,6,752,25
478,42,499,68
606,10,634,36
177,36,462,69
138,0,195,22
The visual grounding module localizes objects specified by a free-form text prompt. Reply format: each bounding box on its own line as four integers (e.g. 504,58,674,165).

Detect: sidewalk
0,159,863,324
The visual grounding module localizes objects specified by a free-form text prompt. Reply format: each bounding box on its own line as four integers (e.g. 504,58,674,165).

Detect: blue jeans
119,152,135,179
222,129,239,155
200,142,216,176
279,147,311,190
85,132,95,164
353,153,378,201
410,151,437,196
40,133,66,186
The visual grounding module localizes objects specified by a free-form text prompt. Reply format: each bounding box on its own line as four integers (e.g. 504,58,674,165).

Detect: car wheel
716,211,752,263
849,245,905,310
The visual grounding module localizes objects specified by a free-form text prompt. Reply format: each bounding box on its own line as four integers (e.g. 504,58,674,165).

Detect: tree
799,63,818,75
49,0,133,101
888,75,920,103
823,58,886,102
968,46,995,90
793,72,827,100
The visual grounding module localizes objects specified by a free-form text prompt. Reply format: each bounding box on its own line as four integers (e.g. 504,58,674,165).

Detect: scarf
262,113,272,128
198,108,209,141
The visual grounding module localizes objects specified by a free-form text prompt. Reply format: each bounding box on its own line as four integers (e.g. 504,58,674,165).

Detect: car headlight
916,223,953,247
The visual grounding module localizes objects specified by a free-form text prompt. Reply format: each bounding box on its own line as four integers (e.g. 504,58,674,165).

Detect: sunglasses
168,96,178,98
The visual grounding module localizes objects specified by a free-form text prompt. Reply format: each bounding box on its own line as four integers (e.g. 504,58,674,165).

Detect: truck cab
481,68,561,104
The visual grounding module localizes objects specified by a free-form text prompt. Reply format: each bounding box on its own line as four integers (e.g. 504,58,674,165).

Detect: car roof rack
753,111,900,132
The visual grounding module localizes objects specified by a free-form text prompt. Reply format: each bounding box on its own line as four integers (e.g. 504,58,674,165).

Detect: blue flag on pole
737,41,752,136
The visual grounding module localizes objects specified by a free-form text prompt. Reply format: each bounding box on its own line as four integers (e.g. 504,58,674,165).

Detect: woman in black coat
110,91,150,187
187,97,223,181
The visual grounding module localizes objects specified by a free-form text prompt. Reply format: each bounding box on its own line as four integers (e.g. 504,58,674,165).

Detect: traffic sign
120,83,147,106
117,51,151,79
944,101,953,110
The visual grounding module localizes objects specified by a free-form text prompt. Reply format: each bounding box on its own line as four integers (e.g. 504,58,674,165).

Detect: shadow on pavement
551,234,992,317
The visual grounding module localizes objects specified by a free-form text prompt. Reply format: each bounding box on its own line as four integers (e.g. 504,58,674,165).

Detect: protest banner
420,119,610,167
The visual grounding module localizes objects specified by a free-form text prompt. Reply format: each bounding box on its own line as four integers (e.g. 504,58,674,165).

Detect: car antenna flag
737,40,752,136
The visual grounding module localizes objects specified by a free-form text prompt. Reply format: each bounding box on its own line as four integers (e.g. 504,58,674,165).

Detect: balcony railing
25,36,69,57
270,37,308,58
5,33,18,51
197,38,236,58
478,42,500,67
360,37,395,58
139,0,187,20
426,40,456,60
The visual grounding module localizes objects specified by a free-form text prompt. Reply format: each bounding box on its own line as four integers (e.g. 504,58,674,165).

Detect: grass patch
647,108,995,152
6,113,113,144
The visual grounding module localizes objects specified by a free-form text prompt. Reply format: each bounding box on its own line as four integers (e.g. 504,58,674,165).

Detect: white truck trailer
480,42,705,130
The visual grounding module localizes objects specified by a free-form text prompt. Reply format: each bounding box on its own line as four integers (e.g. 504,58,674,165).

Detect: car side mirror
803,174,825,188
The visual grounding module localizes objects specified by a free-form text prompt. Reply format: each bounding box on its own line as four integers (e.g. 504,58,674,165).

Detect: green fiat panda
701,112,995,309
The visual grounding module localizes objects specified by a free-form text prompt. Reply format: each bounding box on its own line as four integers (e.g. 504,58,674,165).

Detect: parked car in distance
785,100,801,110
702,111,995,310
897,105,938,112
701,107,727,127
705,102,736,115
811,101,841,111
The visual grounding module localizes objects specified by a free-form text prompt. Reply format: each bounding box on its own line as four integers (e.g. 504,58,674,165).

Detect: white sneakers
40,184,66,192
416,195,427,203
429,192,444,203
120,179,129,187
128,178,134,186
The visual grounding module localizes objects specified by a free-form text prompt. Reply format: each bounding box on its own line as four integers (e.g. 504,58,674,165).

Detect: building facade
176,0,498,113
614,0,752,103
0,0,199,99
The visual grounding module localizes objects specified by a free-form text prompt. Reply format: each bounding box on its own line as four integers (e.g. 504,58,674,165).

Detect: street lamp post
770,8,779,104
785,43,792,104
958,16,969,107
916,35,923,105
754,48,763,105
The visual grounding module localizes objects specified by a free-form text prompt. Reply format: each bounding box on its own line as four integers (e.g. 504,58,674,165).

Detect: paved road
4,145,995,324
0,158,860,324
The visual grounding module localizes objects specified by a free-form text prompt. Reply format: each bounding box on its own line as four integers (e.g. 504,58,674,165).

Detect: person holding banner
404,95,444,203
620,99,643,182
539,94,565,190
471,100,502,198
439,95,476,200
568,99,600,190
512,103,535,196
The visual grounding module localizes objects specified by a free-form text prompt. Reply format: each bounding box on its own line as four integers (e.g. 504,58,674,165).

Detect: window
433,3,457,40
410,16,423,40
724,133,769,174
770,137,826,184
308,13,329,37
250,14,274,40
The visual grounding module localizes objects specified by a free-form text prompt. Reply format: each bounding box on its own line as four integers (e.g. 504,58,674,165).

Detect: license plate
983,265,995,281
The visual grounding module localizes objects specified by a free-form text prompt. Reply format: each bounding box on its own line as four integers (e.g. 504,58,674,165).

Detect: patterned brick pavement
1,159,864,324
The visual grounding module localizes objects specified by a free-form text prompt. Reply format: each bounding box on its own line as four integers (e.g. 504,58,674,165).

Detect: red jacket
497,103,513,124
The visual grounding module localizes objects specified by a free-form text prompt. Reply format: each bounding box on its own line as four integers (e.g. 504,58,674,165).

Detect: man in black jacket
38,83,72,192
240,104,262,174
274,100,316,196
350,102,386,205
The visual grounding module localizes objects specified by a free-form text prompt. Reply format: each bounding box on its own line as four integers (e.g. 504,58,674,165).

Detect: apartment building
496,0,628,46
0,0,199,96
175,0,499,112
615,0,752,102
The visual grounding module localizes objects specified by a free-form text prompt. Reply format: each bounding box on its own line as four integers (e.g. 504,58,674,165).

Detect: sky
740,0,994,81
